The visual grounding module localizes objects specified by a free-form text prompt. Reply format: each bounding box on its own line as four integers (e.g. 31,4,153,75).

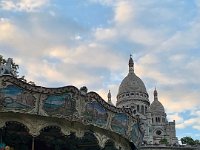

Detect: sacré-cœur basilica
115,56,178,146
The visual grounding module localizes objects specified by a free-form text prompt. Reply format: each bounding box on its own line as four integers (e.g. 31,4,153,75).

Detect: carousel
0,58,144,150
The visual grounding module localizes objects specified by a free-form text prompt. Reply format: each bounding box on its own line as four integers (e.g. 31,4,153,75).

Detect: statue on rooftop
0,58,18,77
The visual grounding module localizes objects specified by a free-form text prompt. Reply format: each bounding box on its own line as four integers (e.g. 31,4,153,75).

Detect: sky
0,0,200,141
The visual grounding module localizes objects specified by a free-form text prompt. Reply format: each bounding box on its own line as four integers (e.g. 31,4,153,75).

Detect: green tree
159,138,169,145
181,136,195,145
0,55,6,65
11,61,19,76
194,140,200,145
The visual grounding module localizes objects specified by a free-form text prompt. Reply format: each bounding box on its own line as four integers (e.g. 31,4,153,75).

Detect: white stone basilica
114,56,178,145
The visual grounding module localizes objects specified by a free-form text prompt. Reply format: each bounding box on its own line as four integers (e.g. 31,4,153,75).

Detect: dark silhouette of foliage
181,136,200,146
159,138,169,145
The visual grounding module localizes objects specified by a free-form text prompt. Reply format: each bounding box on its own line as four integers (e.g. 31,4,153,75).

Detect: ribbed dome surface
118,72,147,95
150,100,165,113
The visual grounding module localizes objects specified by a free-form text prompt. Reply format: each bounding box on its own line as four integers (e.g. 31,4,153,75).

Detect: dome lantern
129,54,134,73
154,87,158,101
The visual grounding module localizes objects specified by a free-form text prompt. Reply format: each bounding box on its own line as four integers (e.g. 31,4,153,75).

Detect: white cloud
114,1,135,24
170,108,200,130
176,118,200,131
0,0,49,12
88,0,115,6
167,113,184,124
47,44,125,72
129,28,164,46
74,35,82,40
94,28,117,41
0,19,23,43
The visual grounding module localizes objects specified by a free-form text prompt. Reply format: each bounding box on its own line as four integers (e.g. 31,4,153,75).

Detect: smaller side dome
150,89,165,113
150,100,165,113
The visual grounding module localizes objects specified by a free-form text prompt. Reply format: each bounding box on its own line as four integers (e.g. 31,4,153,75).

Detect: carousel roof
0,75,143,150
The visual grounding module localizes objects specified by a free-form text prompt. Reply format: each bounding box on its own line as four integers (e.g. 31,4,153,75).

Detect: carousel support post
0,136,1,144
32,136,35,150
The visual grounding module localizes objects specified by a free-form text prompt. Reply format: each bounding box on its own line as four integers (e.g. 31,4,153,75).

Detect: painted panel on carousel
84,101,108,127
43,93,76,116
0,85,35,111
111,113,128,135
130,123,140,144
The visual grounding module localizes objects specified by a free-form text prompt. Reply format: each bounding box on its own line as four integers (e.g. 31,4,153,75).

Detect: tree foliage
0,55,6,65
181,136,200,146
159,138,169,145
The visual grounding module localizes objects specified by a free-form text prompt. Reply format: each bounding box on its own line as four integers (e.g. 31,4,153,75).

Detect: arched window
137,105,139,112
152,118,154,123
133,110,136,114
141,105,144,114
158,117,160,123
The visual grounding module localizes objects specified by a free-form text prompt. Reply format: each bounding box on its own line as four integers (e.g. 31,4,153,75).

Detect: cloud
168,107,200,131
23,58,105,88
0,19,15,40
177,118,200,131
114,1,135,24
88,0,115,6
94,28,117,41
167,113,184,124
0,0,49,12
0,19,125,95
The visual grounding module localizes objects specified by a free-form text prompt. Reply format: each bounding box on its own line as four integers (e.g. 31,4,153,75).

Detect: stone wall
140,145,199,150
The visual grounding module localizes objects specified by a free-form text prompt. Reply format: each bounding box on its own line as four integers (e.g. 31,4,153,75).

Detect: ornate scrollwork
94,132,110,148
60,128,71,136
75,129,85,138
0,120,5,128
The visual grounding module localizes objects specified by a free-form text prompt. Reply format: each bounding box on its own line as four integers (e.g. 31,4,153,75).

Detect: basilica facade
115,56,178,145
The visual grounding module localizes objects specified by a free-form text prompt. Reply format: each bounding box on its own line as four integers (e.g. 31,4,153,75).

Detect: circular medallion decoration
156,130,162,135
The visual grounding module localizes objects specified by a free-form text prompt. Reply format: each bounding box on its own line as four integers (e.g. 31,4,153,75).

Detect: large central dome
118,72,147,95
116,56,149,108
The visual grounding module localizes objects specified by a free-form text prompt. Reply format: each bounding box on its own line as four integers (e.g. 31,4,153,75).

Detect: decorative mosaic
0,84,35,111
43,93,76,116
84,101,108,127
111,113,128,135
